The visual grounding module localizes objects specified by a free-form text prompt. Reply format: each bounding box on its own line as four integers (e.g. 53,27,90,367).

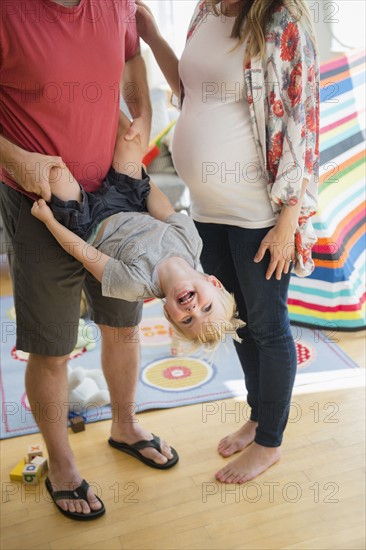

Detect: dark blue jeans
195,221,297,447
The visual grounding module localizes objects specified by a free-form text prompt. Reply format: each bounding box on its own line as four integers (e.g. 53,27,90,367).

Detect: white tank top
172,8,275,228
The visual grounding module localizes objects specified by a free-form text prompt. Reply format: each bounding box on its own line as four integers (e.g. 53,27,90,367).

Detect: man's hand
8,151,65,201
31,199,55,224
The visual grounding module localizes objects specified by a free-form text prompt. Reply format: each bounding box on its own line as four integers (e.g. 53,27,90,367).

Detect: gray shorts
0,183,143,357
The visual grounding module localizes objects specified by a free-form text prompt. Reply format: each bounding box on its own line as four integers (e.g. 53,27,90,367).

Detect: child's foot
217,420,258,457
215,442,281,484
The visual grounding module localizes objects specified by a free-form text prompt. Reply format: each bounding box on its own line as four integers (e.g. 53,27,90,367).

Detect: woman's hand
254,218,296,280
31,199,55,225
135,0,161,46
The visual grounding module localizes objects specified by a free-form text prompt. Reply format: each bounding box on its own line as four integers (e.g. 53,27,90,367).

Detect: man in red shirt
0,0,178,520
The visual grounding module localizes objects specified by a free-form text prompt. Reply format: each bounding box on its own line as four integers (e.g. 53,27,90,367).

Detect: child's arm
31,200,110,282
146,181,175,221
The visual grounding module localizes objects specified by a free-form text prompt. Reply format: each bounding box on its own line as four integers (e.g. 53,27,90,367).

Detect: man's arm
31,200,110,282
0,135,64,200
122,48,152,152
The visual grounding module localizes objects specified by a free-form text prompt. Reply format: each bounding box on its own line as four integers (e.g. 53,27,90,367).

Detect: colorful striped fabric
288,50,366,330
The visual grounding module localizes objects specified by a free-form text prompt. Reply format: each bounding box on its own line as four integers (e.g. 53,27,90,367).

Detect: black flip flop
45,477,105,521
108,434,179,470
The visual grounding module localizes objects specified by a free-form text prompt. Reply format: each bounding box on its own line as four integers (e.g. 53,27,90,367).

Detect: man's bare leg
25,355,102,514
100,326,174,465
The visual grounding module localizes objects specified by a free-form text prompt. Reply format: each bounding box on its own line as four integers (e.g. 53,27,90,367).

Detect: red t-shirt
0,0,139,194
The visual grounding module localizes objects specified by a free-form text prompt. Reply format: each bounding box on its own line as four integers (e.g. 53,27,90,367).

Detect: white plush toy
66,318,110,414
67,364,110,414
75,318,97,352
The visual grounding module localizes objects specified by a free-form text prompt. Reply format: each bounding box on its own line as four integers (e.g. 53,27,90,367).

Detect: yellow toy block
22,463,42,485
10,459,26,482
31,456,48,476
27,444,43,463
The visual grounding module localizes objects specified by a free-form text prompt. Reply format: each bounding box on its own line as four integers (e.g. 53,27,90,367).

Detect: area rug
0,296,359,439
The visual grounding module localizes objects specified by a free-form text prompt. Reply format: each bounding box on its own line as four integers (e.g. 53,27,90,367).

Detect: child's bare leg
112,112,143,179
48,165,82,202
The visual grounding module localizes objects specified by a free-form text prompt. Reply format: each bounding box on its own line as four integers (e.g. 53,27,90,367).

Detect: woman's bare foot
217,420,258,457
215,442,281,484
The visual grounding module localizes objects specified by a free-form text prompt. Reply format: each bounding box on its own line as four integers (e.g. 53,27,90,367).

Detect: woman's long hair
210,0,316,58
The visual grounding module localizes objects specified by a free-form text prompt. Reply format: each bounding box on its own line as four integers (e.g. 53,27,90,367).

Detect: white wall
312,0,366,62
142,1,366,86
313,18,334,62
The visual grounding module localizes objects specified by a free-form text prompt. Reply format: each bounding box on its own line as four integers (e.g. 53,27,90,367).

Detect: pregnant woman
136,0,319,483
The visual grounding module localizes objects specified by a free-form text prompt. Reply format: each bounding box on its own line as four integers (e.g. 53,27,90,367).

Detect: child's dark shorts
50,167,151,241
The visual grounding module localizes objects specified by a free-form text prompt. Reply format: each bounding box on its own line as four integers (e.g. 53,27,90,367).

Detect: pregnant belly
172,106,264,198
171,103,275,226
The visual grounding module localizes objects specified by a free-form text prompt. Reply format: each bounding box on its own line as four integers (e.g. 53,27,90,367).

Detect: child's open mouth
176,290,195,305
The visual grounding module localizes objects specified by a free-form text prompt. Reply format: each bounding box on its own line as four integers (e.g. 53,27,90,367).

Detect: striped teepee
288,50,366,330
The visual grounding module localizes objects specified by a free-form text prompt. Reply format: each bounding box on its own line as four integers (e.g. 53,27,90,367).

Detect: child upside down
31,112,243,349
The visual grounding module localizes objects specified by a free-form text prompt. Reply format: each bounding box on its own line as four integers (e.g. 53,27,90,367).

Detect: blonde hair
209,0,316,59
167,287,245,353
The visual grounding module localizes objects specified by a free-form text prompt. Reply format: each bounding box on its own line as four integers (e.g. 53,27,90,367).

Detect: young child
31,112,244,349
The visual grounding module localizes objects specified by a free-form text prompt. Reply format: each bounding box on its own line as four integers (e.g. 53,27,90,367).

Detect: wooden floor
1,264,365,550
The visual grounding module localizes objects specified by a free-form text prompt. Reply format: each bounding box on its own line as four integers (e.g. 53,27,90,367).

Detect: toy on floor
9,443,48,484
9,459,26,482
22,444,48,485
67,364,110,416
70,415,86,433
30,455,48,476
27,443,43,462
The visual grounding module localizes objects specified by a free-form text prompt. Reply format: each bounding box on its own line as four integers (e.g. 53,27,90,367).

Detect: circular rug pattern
139,317,171,347
141,357,214,392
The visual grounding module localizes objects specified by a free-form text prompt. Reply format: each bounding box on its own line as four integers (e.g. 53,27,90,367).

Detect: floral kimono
179,0,320,277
